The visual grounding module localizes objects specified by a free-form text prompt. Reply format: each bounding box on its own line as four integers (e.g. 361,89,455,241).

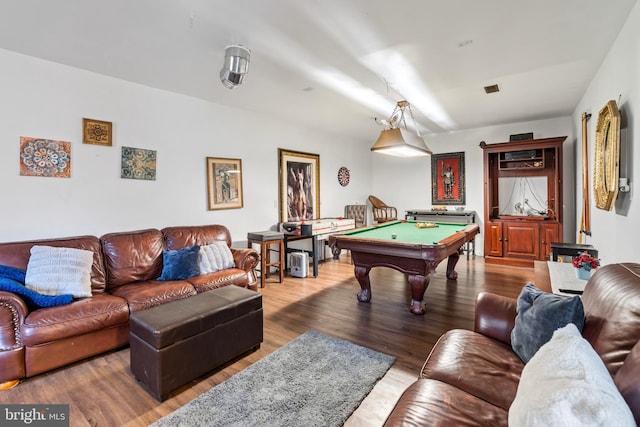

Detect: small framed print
207,157,244,210
82,118,112,146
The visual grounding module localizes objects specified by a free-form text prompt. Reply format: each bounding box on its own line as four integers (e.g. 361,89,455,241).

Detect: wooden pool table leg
354,265,372,302
445,247,464,280
408,274,429,315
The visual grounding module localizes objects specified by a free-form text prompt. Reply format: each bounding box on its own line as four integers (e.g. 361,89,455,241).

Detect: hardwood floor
0,254,537,426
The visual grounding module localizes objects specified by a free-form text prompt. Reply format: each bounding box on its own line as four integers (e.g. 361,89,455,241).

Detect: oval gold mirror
593,100,620,211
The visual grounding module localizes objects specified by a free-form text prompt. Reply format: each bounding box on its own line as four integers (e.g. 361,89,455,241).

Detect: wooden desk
279,218,355,277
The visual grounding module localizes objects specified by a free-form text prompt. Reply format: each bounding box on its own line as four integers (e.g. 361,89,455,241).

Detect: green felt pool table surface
342,221,467,244
329,220,479,315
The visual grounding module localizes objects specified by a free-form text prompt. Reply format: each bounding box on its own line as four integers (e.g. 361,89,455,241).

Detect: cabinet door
485,222,503,257
503,222,539,259
540,223,560,260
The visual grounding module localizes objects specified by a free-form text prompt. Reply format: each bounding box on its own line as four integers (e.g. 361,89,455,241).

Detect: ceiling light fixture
220,44,250,89
371,101,432,157
484,84,500,94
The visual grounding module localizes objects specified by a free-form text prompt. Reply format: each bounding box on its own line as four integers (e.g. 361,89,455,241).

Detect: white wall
0,48,373,243
571,2,640,265
4,3,637,267
372,117,575,255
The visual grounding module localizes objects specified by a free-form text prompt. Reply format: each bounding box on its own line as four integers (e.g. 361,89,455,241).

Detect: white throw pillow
509,323,635,427
25,245,94,298
198,242,235,274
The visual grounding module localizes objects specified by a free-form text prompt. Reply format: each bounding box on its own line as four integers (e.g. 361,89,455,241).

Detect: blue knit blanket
0,265,73,309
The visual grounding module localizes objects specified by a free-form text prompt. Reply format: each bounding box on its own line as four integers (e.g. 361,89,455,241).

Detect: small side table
247,231,284,288
550,242,598,262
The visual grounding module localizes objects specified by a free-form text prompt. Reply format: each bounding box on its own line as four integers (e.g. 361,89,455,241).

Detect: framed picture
20,136,71,178
278,148,320,222
121,146,156,181
82,118,112,146
431,151,465,205
206,157,243,210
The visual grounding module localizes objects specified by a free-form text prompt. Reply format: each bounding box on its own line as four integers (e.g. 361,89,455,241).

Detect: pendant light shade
371,101,432,157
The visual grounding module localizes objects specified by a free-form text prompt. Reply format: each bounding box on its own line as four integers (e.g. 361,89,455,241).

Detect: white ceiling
0,0,636,145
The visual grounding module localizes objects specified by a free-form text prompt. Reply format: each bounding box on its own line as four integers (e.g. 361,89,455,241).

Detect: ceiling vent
484,84,500,94
220,45,250,89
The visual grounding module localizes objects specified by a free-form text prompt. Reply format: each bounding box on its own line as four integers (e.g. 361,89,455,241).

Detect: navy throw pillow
511,283,585,363
157,245,201,281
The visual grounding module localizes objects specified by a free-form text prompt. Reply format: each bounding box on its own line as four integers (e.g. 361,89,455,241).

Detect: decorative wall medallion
82,118,112,146
121,146,157,180
338,166,350,186
19,137,71,178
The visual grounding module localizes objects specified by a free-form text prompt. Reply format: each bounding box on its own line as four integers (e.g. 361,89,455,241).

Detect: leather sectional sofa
384,263,640,426
0,224,259,385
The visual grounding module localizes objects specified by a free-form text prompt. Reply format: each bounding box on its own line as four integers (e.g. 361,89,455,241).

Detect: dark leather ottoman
129,286,263,401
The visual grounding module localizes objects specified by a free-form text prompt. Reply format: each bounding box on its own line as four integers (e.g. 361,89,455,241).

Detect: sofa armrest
474,292,517,345
0,291,28,350
231,248,259,272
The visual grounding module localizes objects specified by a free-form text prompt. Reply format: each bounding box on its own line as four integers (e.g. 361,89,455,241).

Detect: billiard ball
391,233,397,239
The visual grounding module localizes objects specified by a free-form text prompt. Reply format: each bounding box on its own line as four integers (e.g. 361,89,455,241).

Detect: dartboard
337,166,350,186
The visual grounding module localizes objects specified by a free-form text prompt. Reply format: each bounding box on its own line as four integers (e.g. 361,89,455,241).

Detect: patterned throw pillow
25,245,94,298
198,242,236,274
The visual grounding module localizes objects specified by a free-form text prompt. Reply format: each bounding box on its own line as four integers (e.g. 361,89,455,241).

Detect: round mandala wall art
19,137,71,178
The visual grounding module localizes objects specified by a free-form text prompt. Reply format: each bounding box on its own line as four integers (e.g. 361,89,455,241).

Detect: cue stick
578,112,592,243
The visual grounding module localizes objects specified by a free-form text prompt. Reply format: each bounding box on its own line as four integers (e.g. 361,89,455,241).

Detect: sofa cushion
187,269,250,293
25,245,94,298
582,263,640,376
384,379,508,427
421,329,524,411
101,229,164,288
108,280,196,312
158,245,200,281
198,242,235,274
509,323,635,427
511,283,584,363
20,294,129,346
614,341,640,425
162,225,232,250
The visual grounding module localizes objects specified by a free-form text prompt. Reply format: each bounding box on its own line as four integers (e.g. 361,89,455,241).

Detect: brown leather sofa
0,224,259,385
384,263,640,426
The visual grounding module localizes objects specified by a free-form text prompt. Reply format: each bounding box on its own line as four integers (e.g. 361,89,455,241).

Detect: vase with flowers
572,251,600,280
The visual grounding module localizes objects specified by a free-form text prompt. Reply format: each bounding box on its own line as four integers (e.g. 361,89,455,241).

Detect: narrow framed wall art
206,157,244,210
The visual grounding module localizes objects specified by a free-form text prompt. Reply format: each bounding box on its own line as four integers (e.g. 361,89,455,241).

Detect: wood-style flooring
0,254,538,426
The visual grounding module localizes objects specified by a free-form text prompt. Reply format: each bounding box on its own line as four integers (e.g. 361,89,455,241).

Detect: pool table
329,220,479,315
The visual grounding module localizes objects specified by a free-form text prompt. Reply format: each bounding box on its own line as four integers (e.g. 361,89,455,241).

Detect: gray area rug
152,330,396,427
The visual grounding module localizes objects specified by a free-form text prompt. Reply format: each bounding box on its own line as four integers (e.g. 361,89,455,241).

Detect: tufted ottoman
129,286,263,401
